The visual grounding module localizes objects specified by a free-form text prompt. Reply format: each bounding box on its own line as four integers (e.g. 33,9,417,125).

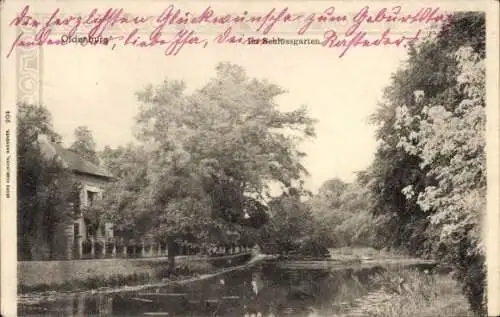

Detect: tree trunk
167,237,176,275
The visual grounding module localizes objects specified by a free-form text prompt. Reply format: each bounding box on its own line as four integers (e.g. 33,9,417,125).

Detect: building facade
37,135,115,260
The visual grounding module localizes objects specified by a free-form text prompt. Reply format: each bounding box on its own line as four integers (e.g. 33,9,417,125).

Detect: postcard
1,1,499,316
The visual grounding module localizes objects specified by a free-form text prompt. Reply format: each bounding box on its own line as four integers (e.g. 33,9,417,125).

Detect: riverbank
18,252,254,294
19,248,473,316
276,247,440,272
323,247,472,317
339,267,473,317
18,253,276,306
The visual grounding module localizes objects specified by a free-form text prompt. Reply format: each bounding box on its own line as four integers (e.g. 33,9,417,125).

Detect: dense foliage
98,63,317,269
308,179,379,248
363,12,486,315
258,194,317,255
17,103,80,260
69,126,100,165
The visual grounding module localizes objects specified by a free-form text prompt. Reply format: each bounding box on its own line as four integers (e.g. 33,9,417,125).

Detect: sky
30,2,434,193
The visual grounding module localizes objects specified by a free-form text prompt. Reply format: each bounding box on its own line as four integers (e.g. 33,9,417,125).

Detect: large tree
364,12,486,315
99,62,316,271
395,44,486,314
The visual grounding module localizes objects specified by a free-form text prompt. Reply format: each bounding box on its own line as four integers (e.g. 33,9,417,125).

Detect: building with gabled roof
36,134,115,260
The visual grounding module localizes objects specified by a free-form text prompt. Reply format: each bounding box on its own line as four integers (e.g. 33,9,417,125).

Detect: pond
19,262,392,317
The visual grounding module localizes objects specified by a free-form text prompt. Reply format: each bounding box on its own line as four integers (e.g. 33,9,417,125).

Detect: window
74,223,80,237
87,191,98,207
87,226,94,237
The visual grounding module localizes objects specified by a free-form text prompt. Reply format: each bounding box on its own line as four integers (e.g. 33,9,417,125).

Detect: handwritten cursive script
6,5,453,58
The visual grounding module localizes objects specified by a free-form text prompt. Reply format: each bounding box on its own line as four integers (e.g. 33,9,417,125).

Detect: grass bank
18,253,252,294
328,247,406,260
342,267,474,317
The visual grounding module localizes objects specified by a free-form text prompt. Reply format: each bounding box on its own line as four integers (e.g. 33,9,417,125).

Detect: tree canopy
99,62,317,254
308,178,378,248
364,12,486,315
70,126,100,165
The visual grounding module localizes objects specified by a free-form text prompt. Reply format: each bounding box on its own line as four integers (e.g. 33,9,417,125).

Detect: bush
456,254,487,316
293,238,330,258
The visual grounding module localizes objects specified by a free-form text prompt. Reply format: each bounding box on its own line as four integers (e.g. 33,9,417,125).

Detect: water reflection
19,264,385,317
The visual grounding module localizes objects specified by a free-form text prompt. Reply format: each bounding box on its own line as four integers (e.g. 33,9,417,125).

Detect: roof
52,143,114,179
38,135,114,179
